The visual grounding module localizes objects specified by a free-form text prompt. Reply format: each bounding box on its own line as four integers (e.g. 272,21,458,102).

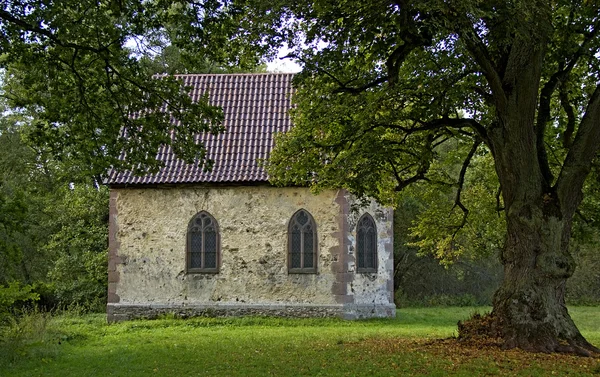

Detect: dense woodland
0,110,108,313
1,0,600,354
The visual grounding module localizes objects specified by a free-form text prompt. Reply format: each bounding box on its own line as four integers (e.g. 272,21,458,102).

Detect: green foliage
406,143,505,264
0,108,109,311
45,185,108,311
1,1,272,311
0,190,28,279
393,157,600,306
393,191,503,308
567,237,600,305
0,282,39,321
139,44,267,75
0,309,56,367
235,3,600,332
243,0,600,258
0,113,53,285
0,0,268,178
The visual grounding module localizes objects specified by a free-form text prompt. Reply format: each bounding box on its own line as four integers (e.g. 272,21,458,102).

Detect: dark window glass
357,214,377,272
190,231,203,268
204,228,217,269
303,226,314,268
291,225,302,268
288,209,317,273
186,212,220,273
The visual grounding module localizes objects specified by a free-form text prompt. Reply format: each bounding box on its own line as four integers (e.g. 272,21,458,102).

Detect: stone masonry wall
107,185,395,321
343,195,395,318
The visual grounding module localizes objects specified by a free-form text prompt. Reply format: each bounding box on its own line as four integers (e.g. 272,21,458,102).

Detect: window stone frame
287,209,318,274
356,213,378,273
186,211,220,274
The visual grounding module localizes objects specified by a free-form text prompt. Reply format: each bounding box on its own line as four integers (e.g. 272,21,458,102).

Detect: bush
0,282,39,323
44,185,108,311
0,309,57,367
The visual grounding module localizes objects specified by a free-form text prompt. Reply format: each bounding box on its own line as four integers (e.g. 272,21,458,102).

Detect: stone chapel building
106,73,395,322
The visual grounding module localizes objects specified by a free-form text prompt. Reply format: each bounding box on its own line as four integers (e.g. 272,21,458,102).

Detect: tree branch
388,159,429,192
556,84,600,217
560,84,576,148
575,209,590,225
417,118,488,142
286,53,389,95
386,0,433,85
333,76,389,94
535,19,600,187
472,85,494,106
453,15,507,112
451,138,481,237
495,186,504,216
0,10,108,54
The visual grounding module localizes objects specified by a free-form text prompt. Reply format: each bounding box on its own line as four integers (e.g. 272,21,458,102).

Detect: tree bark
485,73,600,356
464,20,600,353
491,203,599,355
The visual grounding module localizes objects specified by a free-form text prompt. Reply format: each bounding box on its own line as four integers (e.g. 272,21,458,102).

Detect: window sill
356,269,378,274
186,269,220,274
288,269,318,274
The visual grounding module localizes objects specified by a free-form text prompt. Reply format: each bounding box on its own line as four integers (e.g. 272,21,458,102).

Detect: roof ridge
173,72,296,78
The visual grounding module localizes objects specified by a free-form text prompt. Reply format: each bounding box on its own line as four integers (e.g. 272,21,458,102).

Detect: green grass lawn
1,307,598,376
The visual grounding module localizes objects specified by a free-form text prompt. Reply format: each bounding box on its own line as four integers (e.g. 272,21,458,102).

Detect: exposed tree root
457,313,600,357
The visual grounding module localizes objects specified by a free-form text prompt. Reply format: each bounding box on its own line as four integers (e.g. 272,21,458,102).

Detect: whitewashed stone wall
107,185,395,321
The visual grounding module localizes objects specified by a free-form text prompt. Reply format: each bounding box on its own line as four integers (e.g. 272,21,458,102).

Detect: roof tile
107,73,295,185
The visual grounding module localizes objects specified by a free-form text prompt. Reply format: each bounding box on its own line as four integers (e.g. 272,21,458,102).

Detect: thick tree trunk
491,203,599,354
482,83,600,355
450,2,600,354
483,113,600,354
462,23,600,354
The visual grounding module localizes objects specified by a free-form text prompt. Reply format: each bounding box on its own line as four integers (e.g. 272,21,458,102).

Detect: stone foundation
107,303,396,322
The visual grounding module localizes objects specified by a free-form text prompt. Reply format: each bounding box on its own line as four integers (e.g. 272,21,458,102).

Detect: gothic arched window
288,209,318,273
356,214,377,273
187,211,220,273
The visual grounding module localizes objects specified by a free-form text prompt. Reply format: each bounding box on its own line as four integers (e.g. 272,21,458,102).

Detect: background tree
393,157,600,308
222,0,600,354
0,107,109,311
392,144,504,307
0,0,271,178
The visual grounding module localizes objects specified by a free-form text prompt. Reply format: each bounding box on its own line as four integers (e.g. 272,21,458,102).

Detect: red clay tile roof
107,73,295,185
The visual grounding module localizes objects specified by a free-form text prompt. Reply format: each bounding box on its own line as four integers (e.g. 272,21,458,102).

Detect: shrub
0,282,39,323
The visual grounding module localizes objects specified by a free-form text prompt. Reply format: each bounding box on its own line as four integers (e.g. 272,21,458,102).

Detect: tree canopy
0,0,272,179
0,1,268,312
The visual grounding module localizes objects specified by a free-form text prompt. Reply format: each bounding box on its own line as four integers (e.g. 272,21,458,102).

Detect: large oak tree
238,0,600,354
